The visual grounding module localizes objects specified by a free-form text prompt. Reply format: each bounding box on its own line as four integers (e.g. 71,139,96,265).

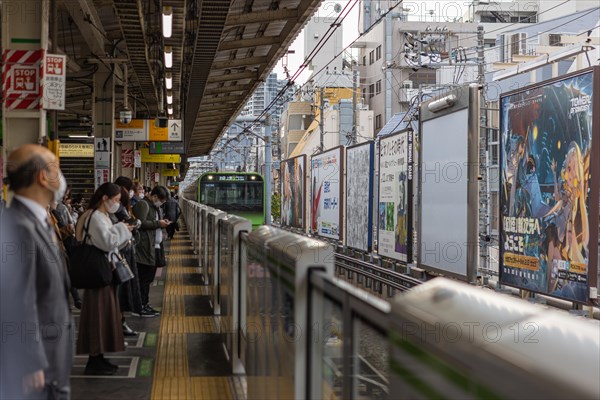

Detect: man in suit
0,144,73,399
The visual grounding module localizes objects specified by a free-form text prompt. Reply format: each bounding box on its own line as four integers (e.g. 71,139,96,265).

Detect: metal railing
179,198,600,400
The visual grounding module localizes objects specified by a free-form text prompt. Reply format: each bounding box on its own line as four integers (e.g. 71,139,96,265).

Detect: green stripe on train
389,331,501,399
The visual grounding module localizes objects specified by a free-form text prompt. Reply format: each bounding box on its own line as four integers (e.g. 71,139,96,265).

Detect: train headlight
208,175,214,180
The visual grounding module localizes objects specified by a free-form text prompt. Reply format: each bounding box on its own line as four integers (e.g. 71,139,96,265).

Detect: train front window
200,180,263,212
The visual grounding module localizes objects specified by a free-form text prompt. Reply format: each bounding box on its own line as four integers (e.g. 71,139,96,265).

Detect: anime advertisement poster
500,69,599,303
378,130,413,262
346,142,374,251
281,155,306,229
310,147,343,240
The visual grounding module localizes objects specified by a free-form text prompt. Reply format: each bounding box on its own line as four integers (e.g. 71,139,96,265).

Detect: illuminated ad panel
378,130,414,262
280,155,307,229
346,141,375,251
420,109,469,276
500,67,600,304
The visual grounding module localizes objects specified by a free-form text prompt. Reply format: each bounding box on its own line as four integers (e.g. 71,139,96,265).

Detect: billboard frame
498,66,600,304
377,129,414,263
310,145,345,241
418,84,480,282
280,154,307,231
345,141,375,252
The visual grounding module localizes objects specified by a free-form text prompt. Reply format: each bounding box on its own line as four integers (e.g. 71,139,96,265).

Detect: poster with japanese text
500,68,599,304
311,147,343,240
378,130,413,262
346,142,374,251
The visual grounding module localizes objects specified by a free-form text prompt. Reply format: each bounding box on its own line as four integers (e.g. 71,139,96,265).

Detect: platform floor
71,224,243,400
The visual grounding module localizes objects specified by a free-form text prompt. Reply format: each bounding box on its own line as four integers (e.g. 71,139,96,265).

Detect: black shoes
131,305,160,318
74,300,82,310
84,354,118,375
122,321,138,336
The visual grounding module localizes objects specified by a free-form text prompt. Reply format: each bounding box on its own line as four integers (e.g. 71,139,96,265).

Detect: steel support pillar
92,65,115,186
1,0,50,152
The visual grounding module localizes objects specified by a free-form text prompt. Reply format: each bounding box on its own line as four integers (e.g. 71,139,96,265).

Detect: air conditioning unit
401,80,413,89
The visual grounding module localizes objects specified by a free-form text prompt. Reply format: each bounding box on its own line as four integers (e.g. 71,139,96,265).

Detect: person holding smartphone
132,186,170,317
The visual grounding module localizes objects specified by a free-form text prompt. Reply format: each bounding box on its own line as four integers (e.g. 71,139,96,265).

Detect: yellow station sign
59,143,94,158
140,148,181,163
162,169,179,177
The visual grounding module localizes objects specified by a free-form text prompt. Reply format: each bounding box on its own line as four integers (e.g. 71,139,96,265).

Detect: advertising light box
346,142,374,251
311,147,344,240
281,155,306,229
499,67,600,304
378,130,413,262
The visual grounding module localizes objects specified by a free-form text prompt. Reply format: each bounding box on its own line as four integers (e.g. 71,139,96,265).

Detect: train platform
71,224,242,400
64,201,600,400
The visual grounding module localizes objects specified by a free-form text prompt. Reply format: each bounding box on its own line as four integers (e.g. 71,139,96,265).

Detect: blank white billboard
420,109,469,277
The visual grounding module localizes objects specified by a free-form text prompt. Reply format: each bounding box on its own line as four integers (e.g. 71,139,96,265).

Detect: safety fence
180,198,600,400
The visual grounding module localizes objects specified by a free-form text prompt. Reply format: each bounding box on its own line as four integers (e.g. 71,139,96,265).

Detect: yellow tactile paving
151,226,233,400
191,377,233,399
161,316,219,334
165,285,211,296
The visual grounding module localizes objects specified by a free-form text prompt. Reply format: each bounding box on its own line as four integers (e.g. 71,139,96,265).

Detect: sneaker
132,307,159,318
122,321,138,336
145,305,161,315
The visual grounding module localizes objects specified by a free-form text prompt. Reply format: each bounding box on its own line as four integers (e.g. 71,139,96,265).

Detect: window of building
369,50,374,65
489,128,499,166
369,84,375,98
375,114,382,130
362,56,366,66
411,70,436,87
376,45,381,60
375,80,381,95
549,34,563,46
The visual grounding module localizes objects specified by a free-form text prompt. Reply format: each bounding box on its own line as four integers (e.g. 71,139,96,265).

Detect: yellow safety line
151,226,233,400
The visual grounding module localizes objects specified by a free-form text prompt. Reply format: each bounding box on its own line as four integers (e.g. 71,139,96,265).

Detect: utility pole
264,114,272,225
351,66,358,145
319,86,325,151
476,24,490,281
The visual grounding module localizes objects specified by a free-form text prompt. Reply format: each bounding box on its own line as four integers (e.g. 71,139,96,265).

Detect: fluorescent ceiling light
162,6,173,38
166,91,173,104
165,72,173,90
164,46,173,68
167,106,174,115
68,134,93,138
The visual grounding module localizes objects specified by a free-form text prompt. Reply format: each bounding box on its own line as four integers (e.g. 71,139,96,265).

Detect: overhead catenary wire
231,0,406,136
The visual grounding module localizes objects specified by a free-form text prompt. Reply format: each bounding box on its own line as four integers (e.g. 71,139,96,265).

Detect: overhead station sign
149,141,185,154
140,148,181,163
115,119,147,141
114,119,182,142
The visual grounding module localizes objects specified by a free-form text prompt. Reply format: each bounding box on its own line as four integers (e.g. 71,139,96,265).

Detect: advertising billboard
378,130,413,262
499,68,600,303
311,147,344,240
346,142,374,251
281,155,306,229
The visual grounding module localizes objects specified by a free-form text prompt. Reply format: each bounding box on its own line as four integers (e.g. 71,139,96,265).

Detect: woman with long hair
75,182,134,375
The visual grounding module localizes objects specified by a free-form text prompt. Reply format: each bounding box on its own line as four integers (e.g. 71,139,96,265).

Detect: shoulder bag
69,211,113,288
111,251,134,284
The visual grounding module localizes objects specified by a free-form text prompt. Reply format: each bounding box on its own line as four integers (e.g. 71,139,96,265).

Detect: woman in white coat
75,182,134,375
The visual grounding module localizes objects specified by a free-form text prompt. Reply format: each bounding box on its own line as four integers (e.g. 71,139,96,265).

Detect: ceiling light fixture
164,46,173,68
166,91,173,105
167,106,174,115
162,6,173,38
165,72,173,90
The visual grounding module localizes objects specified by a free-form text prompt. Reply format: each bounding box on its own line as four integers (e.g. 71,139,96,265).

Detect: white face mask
106,200,120,214
129,190,135,199
153,200,164,208
54,173,67,203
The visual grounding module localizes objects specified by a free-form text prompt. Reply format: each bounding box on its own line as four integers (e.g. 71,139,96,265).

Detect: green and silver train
192,171,265,228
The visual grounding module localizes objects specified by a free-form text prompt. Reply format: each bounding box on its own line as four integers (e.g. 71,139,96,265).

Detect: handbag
69,211,113,289
111,251,134,284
